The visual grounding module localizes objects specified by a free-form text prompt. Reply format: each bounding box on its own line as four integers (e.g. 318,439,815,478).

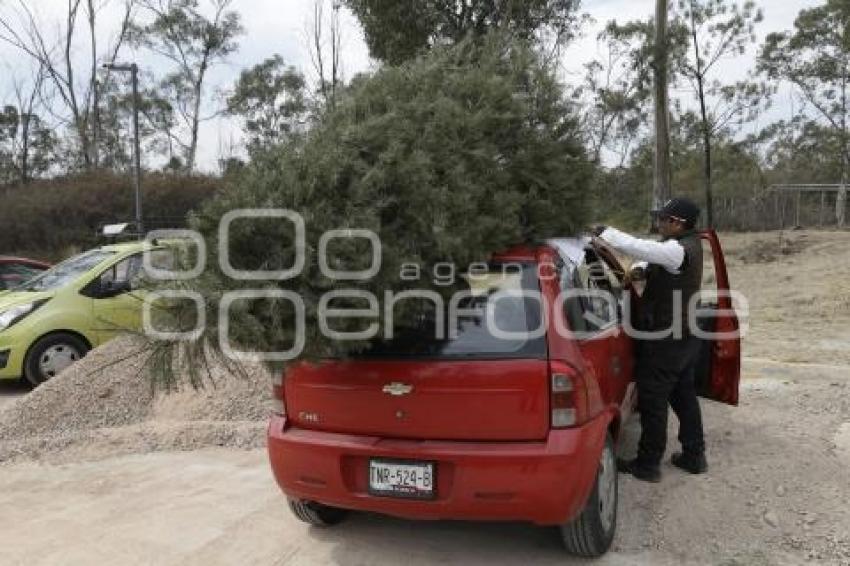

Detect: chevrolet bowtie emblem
382,382,413,396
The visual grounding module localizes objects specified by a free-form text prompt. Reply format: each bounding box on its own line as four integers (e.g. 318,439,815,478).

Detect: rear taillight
550,364,588,428
271,371,286,417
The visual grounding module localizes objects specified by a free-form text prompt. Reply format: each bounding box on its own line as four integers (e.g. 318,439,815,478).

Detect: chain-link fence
712,185,849,231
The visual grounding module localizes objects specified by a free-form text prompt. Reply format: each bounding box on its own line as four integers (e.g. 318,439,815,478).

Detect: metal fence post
795,189,801,228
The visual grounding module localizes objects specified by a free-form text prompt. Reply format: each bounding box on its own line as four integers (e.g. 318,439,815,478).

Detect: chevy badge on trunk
382,382,413,396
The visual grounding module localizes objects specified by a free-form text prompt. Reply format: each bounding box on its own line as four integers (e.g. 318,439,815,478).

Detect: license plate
368,459,435,499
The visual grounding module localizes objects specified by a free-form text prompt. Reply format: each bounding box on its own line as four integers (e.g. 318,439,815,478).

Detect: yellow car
0,240,169,386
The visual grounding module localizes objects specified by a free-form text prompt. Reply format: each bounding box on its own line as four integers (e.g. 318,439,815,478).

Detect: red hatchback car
267,230,740,556
0,256,51,290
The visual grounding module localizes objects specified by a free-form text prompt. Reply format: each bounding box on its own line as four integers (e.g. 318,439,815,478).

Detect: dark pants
635,337,705,468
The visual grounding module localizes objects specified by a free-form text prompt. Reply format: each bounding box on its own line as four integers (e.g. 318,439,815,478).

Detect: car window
0,263,44,290
19,250,115,292
98,254,143,289
1,263,42,276
356,263,546,359
582,260,618,330
560,261,589,334
559,254,618,335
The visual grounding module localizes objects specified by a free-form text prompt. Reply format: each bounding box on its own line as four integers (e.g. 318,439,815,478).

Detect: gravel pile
0,336,155,442
0,336,273,464
152,357,274,423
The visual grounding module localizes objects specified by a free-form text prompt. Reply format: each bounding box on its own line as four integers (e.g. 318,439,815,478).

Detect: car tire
287,498,349,527
24,333,89,386
560,433,618,557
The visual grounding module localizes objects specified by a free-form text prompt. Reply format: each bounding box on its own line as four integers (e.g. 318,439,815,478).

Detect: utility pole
103,62,144,236
652,0,672,228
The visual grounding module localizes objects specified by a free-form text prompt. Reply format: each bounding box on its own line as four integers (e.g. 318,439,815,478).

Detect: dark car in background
0,257,51,291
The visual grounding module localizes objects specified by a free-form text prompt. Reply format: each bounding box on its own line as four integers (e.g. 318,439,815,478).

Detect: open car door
694,230,741,406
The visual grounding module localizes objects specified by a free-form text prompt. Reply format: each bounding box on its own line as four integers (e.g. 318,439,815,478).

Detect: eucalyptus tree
0,0,136,169
760,0,850,226
227,56,309,157
344,0,583,64
130,0,243,172
675,0,769,227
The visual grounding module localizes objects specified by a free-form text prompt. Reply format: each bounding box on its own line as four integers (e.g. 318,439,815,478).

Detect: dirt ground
0,229,849,566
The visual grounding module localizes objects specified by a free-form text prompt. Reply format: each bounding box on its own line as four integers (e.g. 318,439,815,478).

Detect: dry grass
719,229,850,365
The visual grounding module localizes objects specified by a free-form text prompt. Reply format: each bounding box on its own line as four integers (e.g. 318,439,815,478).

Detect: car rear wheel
287,498,349,526
560,433,618,557
24,333,89,386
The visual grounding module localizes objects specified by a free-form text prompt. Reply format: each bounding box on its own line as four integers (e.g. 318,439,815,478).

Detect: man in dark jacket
592,197,707,483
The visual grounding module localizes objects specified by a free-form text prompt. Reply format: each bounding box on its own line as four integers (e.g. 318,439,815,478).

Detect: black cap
659,197,700,227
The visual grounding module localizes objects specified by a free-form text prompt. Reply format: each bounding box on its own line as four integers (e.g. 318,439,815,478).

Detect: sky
0,0,826,172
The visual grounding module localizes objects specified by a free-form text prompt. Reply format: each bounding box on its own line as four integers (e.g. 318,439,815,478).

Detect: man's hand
587,224,607,237
627,265,647,282
590,236,626,279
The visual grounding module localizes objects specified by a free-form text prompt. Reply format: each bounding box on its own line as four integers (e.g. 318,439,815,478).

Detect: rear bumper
267,413,610,526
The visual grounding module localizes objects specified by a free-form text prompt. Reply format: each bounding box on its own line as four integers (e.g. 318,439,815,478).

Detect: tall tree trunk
689,1,713,227
839,62,848,227
697,76,713,228
330,0,340,108
187,60,208,173
88,0,99,168
839,153,847,227
312,0,327,103
65,0,92,168
652,0,672,223
187,86,201,173
20,112,30,184
92,79,100,167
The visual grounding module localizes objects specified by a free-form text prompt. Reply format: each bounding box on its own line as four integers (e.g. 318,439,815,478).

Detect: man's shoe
617,458,661,483
671,452,708,474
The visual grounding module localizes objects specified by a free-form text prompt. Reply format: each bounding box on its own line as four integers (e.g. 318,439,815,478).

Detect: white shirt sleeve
598,227,685,274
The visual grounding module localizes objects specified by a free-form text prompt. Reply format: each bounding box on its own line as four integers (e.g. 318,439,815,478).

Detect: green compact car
0,240,170,386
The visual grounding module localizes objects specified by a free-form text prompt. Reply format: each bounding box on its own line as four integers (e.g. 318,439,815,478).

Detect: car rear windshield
0,263,46,290
359,263,546,359
18,250,115,292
